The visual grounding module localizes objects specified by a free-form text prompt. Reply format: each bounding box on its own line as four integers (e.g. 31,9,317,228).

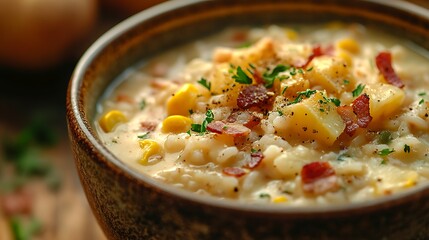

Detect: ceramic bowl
66,0,429,239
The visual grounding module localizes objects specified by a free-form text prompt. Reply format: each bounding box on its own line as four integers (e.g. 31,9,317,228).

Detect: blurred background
0,1,164,239
0,0,427,239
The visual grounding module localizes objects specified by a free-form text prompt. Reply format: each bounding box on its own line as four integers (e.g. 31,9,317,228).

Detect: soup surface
96,24,429,205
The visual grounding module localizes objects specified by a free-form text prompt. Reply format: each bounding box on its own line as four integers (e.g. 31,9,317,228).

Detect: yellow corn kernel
337,50,353,67
337,38,360,54
285,29,298,40
272,196,288,203
162,115,192,133
167,84,198,116
98,110,127,132
138,140,163,165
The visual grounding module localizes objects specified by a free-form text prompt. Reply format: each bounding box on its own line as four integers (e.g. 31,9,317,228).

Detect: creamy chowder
96,23,429,205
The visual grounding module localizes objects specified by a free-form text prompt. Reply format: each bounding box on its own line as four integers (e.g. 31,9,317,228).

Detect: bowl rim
69,0,429,215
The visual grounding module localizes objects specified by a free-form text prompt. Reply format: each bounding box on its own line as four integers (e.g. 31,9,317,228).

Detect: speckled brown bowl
66,0,429,239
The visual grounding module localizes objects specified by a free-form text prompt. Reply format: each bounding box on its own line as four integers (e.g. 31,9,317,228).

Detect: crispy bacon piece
301,162,337,195
207,121,251,138
226,111,261,129
223,167,246,177
337,93,372,136
140,121,158,132
337,106,359,136
237,85,271,109
301,45,323,68
353,93,372,128
246,151,264,169
375,52,404,88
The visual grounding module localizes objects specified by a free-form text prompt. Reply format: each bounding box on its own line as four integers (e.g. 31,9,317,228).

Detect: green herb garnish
259,193,271,199
352,84,365,97
262,65,289,88
232,66,252,84
419,99,425,105
404,144,411,153
418,92,426,96
281,86,288,95
306,67,313,71
137,133,149,139
288,89,317,105
343,79,350,85
139,99,146,110
378,131,392,144
329,98,341,107
378,148,394,156
337,153,350,161
197,77,211,90
190,109,214,133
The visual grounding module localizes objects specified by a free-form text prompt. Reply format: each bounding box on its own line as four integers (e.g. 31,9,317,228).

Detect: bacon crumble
223,167,246,177
237,84,271,109
301,162,337,195
375,52,404,88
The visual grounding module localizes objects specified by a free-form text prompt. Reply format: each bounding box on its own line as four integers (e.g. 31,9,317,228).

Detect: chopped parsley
352,84,365,97
239,42,252,48
139,99,147,110
378,148,394,156
378,131,392,144
404,144,411,153
259,193,271,199
277,110,284,116
419,99,425,105
137,133,149,139
306,66,313,71
297,68,304,74
288,89,317,105
281,86,288,95
343,79,350,85
337,153,350,161
232,66,252,84
418,92,426,96
197,77,211,90
190,109,214,133
329,98,341,107
262,64,289,88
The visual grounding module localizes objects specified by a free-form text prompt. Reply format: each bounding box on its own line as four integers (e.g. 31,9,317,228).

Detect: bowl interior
69,0,429,214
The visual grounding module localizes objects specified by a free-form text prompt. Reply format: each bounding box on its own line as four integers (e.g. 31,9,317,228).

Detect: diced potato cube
138,139,163,165
166,83,198,116
280,91,345,145
98,110,127,132
364,83,405,125
229,37,276,68
278,76,310,98
162,115,192,133
306,56,353,94
336,38,360,54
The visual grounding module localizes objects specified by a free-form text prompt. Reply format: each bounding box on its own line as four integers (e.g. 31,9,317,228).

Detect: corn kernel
285,29,298,40
162,115,192,133
337,38,360,54
98,110,127,132
167,83,198,116
138,140,163,165
337,50,353,67
272,196,288,203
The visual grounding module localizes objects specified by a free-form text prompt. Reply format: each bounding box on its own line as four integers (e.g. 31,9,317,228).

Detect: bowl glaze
67,0,429,239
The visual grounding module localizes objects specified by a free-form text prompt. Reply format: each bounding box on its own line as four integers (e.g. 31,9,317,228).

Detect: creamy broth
96,24,429,205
